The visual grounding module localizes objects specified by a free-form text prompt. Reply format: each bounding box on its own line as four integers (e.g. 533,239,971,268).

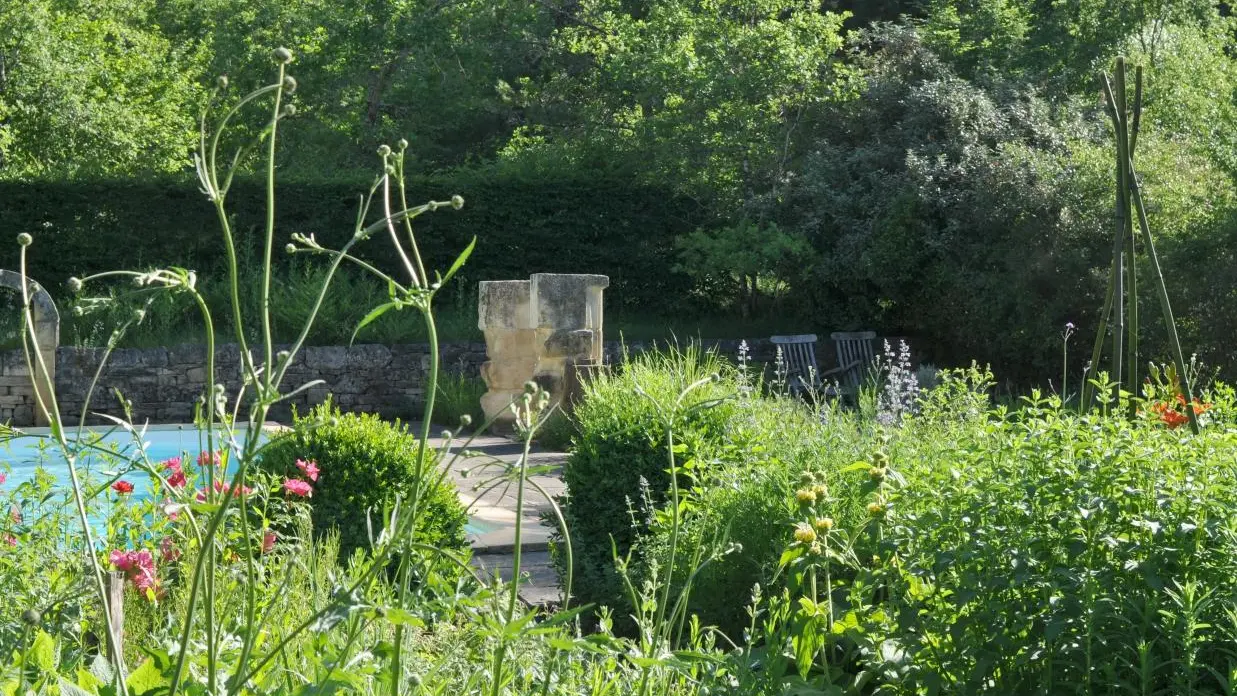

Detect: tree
0,0,203,179
501,0,856,214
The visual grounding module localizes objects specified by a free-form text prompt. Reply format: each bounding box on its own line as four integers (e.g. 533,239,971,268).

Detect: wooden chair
829,331,877,394
769,331,877,396
769,334,820,394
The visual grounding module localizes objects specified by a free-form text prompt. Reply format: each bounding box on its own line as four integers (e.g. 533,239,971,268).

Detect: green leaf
438,236,476,288
125,658,168,696
59,677,98,696
31,630,56,674
350,301,400,345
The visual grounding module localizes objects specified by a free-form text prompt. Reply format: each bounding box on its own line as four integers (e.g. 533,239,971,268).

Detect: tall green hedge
0,172,704,315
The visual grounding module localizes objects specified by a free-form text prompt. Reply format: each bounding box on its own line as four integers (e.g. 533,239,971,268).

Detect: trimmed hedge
0,172,705,315
258,401,468,563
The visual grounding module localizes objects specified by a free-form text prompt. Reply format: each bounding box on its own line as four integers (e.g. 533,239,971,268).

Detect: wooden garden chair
770,331,876,397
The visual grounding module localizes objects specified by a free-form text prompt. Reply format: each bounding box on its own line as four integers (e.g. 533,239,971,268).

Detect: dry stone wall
0,338,780,426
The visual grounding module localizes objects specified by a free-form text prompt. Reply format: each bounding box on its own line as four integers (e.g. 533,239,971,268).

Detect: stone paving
426,427,568,607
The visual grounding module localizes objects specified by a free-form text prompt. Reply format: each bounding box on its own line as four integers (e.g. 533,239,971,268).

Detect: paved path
424,428,568,607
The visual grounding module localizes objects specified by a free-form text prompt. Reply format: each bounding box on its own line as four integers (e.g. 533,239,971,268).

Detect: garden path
424,427,567,608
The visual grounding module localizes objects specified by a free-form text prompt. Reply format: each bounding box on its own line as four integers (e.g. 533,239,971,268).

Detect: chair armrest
820,359,862,377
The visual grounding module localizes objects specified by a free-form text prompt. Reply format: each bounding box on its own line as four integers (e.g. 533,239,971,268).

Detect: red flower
262,530,277,554
112,480,134,494
198,450,223,468
0,473,6,485
283,479,312,497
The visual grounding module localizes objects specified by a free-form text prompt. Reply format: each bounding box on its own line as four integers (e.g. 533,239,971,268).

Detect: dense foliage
259,400,468,562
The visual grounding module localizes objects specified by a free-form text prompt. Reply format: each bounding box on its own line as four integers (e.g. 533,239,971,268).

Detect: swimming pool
0,424,491,538
1,424,253,502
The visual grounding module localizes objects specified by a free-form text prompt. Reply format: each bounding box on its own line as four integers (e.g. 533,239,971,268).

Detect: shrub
558,344,737,620
259,400,468,563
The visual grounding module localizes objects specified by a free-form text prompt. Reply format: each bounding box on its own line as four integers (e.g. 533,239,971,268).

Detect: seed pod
282,75,297,94
377,144,392,158
16,233,32,247
273,47,293,64
451,194,465,210
67,277,83,293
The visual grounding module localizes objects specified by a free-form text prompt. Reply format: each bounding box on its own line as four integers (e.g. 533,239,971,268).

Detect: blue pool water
1,425,251,501
1,425,490,538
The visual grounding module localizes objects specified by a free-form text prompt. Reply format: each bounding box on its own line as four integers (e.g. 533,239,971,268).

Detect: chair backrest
769,334,819,389
830,331,876,389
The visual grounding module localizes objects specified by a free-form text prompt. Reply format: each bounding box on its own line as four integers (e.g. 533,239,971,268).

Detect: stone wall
0,337,788,426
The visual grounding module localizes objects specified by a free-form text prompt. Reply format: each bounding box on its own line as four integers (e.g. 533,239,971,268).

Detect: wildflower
262,530,277,554
112,480,134,494
795,488,816,504
163,457,186,488
812,484,829,499
109,549,159,596
869,466,887,481
813,517,834,533
283,479,312,497
196,480,252,503
159,536,180,563
198,450,223,468
793,523,817,544
867,502,885,516
295,458,319,482
3,535,15,548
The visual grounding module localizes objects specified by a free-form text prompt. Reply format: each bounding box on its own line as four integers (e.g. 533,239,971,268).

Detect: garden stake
1081,58,1198,433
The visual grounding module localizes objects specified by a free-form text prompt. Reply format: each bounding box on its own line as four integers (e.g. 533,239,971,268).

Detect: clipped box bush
558,344,738,621
259,400,468,563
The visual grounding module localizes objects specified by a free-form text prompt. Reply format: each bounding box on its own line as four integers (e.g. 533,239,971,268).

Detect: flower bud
795,488,816,504
459,414,472,427
132,308,146,323
398,138,409,151
813,517,834,532
378,144,392,158
67,277,83,293
869,466,886,481
72,305,85,317
217,75,229,90
282,75,297,93
793,523,816,544
281,104,296,117
273,47,293,64
285,243,297,254
867,501,884,516
450,194,464,210
276,350,290,363
16,233,32,247
21,608,40,625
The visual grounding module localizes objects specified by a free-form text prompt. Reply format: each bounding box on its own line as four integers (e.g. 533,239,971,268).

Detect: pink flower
295,459,319,482
195,480,253,503
112,480,134,494
262,530,276,554
163,457,187,489
3,535,16,548
108,549,160,597
10,506,21,524
159,536,181,563
283,479,312,497
198,450,223,468
0,473,6,485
